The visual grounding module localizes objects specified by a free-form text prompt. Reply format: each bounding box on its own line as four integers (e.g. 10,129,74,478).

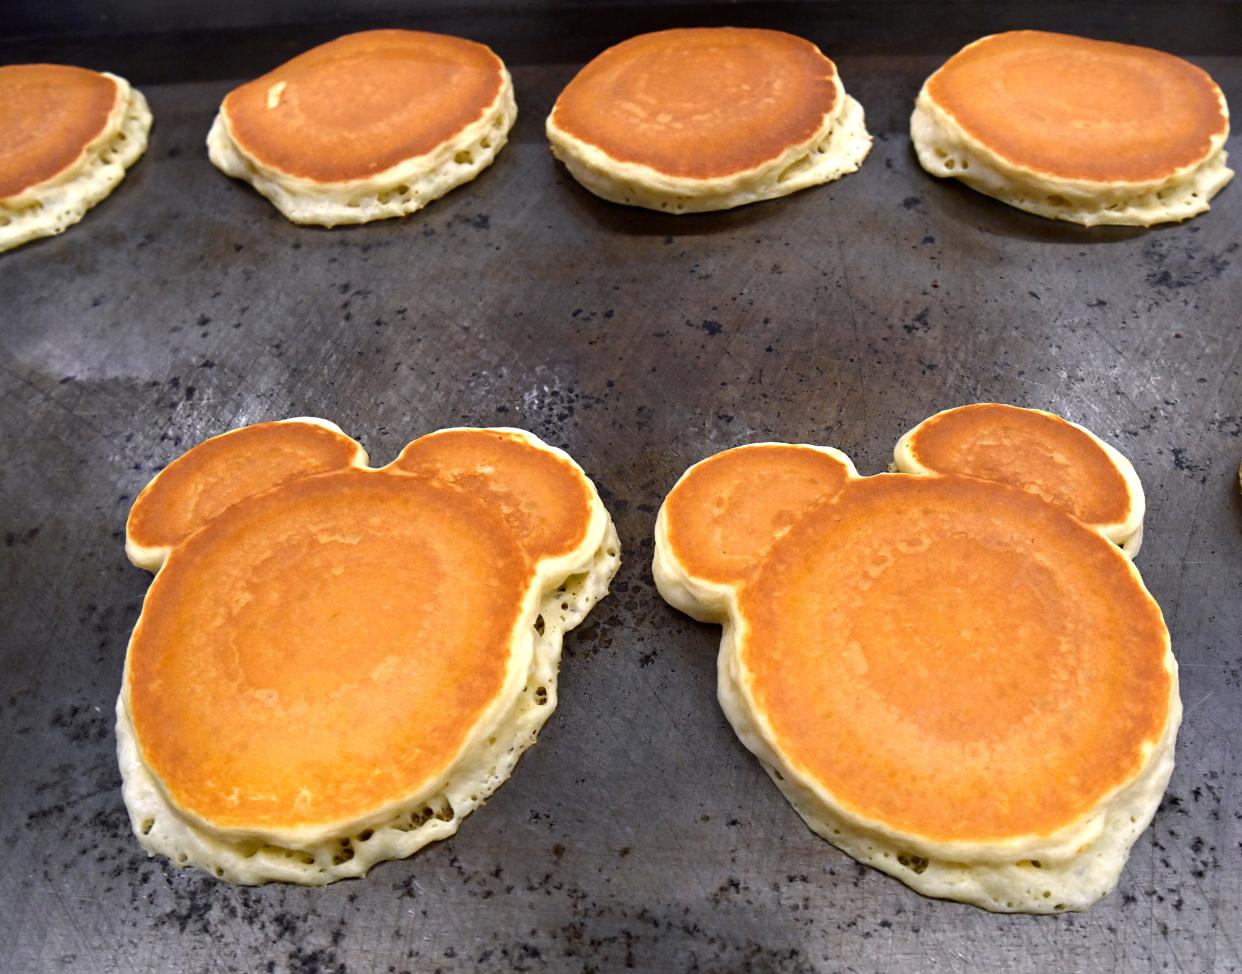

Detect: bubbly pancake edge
0,72,151,253
717,610,1180,911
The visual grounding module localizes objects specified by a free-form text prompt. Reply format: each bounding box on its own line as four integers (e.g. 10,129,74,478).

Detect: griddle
1,5,1240,972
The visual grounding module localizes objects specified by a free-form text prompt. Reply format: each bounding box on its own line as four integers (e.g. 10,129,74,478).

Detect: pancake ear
654,443,855,622
391,428,603,567
126,419,365,571
894,403,1145,555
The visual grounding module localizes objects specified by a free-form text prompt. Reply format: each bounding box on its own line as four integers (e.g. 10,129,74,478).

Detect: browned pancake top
0,64,119,199
905,404,1133,528
222,30,505,182
927,31,1227,182
552,28,839,179
739,474,1171,842
128,469,530,831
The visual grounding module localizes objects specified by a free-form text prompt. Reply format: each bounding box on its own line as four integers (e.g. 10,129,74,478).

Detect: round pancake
552,28,837,179
894,403,1144,549
221,31,505,183
738,474,1171,843
0,65,119,199
911,31,1233,225
547,28,872,212
927,32,1225,183
127,469,528,833
208,30,516,225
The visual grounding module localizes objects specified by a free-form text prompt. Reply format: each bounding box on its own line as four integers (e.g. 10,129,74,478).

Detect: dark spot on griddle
903,308,931,334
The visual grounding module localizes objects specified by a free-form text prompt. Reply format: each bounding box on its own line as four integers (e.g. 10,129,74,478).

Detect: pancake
0,64,151,253
118,419,619,884
654,407,1179,912
911,31,1232,226
207,30,516,226
546,28,872,213
894,403,1145,555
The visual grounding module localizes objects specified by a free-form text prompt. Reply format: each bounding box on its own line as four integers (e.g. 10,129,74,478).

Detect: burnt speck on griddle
1170,447,1208,475
903,308,931,334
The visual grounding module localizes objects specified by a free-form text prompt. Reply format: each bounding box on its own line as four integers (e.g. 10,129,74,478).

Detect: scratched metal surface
1,23,1240,974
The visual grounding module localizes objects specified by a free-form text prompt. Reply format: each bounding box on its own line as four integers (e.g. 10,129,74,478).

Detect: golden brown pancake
0,64,119,199
118,420,619,884
739,474,1170,842
896,403,1136,530
220,30,506,183
653,405,1178,911
925,31,1226,183
128,469,527,831
546,28,872,212
551,28,838,180
662,444,852,585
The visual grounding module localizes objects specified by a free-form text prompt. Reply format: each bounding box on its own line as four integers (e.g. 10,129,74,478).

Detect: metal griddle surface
1,15,1240,974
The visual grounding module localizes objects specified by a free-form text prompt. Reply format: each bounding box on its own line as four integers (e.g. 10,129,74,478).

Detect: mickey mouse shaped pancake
655,404,1179,912
118,419,619,884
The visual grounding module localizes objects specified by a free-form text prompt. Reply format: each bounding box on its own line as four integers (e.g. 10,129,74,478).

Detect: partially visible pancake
911,31,1232,226
207,30,516,226
0,64,151,253
894,403,1145,555
654,406,1179,912
547,28,872,212
118,420,619,884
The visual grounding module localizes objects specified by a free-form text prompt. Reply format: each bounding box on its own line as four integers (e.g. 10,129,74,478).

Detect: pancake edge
546,80,872,213
717,607,1180,912
117,423,619,884
910,47,1234,227
0,72,151,253
207,67,516,226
